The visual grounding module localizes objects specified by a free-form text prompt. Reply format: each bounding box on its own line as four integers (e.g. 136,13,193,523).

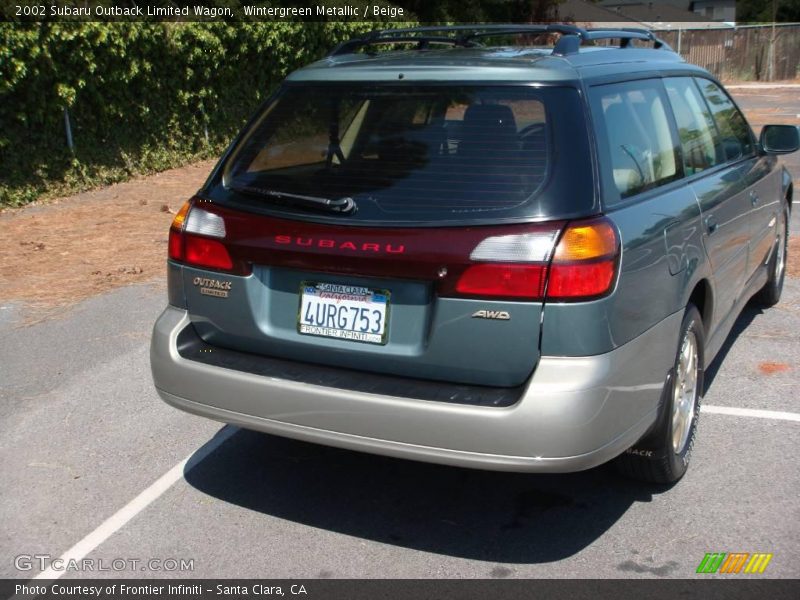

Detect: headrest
462,104,517,135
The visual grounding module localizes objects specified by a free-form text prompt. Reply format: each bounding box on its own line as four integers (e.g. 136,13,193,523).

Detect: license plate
297,282,390,345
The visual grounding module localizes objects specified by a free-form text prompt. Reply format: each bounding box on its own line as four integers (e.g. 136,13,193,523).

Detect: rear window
218,84,594,225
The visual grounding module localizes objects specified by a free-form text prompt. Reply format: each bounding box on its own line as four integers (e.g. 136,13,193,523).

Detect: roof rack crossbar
327,35,474,57
457,25,584,44
361,24,585,37
327,24,675,59
582,28,674,52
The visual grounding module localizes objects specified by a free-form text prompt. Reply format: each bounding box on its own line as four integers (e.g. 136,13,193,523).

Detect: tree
737,0,800,23
391,0,567,22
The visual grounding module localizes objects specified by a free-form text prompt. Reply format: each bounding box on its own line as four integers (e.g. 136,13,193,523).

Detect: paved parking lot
1,87,799,581
1,275,798,579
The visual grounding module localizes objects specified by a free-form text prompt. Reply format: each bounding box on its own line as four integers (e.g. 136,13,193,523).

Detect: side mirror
760,124,800,155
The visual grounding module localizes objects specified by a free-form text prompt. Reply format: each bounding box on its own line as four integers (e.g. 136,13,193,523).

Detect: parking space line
702,404,800,422
725,84,800,89
33,426,237,581
25,403,800,581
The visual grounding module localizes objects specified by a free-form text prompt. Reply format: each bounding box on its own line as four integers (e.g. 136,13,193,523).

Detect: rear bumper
151,307,682,472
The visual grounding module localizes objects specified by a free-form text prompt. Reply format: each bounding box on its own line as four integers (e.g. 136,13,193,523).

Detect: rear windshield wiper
229,183,356,214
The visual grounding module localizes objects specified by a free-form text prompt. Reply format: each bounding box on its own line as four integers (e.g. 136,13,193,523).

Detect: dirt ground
0,161,214,320
1,92,799,321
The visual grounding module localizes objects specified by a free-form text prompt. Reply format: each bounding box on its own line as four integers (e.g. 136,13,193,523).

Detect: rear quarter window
589,79,682,203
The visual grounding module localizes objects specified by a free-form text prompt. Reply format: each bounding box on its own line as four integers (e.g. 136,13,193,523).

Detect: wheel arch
687,278,713,337
781,168,792,214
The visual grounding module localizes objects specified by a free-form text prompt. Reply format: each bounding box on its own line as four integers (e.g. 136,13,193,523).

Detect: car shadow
181,299,774,564
703,302,762,393
185,426,666,564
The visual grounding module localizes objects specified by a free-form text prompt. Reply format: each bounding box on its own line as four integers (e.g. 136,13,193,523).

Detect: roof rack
573,27,674,53
327,34,474,57
326,24,674,58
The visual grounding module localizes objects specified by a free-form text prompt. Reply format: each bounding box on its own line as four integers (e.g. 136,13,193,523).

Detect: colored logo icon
696,553,773,574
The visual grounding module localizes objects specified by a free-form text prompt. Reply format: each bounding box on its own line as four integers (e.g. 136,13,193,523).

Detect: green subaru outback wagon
151,25,798,483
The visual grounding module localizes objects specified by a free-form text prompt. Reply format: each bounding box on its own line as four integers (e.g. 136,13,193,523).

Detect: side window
695,78,754,161
664,77,720,175
590,80,680,200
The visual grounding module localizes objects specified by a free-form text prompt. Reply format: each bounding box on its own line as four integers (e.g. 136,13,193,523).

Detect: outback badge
193,276,232,298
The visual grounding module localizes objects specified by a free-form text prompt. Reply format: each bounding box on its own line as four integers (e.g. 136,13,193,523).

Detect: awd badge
471,310,510,320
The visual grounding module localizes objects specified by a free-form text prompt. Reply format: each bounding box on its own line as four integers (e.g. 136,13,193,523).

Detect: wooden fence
654,24,800,82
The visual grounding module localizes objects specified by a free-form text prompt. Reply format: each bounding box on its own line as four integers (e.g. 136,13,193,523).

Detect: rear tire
615,305,704,484
754,202,789,308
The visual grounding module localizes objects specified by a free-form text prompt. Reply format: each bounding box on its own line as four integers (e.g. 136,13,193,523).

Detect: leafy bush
0,21,402,206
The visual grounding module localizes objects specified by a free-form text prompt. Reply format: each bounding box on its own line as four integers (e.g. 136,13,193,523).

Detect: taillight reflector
456,263,547,299
168,228,183,261
547,261,616,299
184,235,234,271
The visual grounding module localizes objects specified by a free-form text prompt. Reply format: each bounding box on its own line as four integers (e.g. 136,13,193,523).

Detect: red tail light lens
168,228,183,262
456,264,548,299
547,261,616,298
184,236,234,271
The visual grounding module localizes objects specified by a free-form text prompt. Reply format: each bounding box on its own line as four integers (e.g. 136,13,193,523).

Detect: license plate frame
297,281,390,346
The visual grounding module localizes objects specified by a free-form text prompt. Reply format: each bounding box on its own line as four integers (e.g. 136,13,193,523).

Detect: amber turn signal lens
170,200,192,231
554,219,617,262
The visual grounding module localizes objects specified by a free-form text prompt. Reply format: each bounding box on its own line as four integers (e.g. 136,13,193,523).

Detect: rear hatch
170,83,602,387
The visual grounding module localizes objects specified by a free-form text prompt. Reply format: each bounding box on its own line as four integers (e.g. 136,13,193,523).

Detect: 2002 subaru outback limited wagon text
151,25,799,483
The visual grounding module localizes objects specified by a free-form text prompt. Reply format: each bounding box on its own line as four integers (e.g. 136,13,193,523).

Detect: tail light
168,198,247,274
455,218,619,301
547,218,619,300
166,199,616,299
455,229,558,299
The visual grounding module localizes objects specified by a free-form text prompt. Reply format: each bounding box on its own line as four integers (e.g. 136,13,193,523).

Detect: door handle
750,190,759,206
705,215,718,235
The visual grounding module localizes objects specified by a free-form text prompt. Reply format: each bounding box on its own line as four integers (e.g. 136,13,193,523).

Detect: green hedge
0,21,406,207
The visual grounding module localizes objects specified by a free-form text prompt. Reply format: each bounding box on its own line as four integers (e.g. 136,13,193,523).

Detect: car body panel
541,185,705,356
743,154,783,280
691,161,753,330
